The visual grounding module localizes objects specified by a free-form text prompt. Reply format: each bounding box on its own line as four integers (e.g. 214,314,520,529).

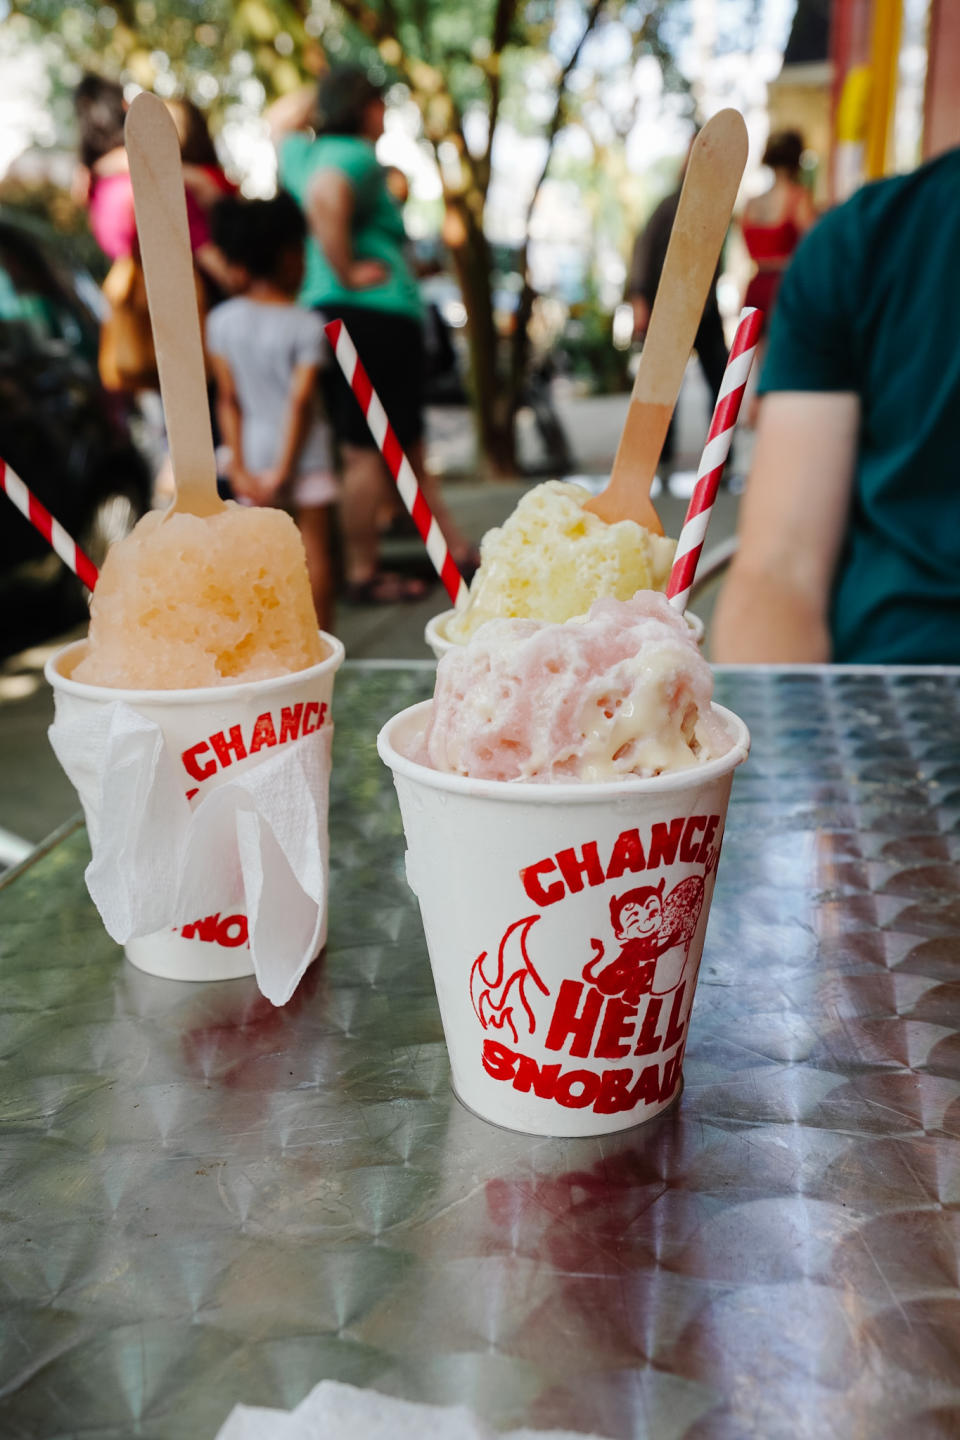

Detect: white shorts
216,446,339,510
286,469,339,508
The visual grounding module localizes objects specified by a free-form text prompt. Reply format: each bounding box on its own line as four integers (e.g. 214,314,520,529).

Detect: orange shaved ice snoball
74,505,325,689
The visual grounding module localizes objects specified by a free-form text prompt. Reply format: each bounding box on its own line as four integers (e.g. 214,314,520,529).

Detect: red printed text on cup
470,814,722,1119
180,700,328,798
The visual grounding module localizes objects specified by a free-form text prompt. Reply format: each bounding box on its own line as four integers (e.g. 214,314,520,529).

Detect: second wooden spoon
585,109,748,533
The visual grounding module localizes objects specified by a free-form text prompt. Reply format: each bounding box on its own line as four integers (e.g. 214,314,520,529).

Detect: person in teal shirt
271,66,474,604
714,148,960,664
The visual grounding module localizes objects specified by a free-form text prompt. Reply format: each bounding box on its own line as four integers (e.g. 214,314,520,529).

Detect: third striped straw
1,458,99,591
324,319,468,609
666,306,763,613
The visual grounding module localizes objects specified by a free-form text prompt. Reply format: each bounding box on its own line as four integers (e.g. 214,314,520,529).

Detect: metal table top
3,664,960,1440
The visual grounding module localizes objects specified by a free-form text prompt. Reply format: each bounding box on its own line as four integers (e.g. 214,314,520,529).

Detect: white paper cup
426,606,705,658
378,701,748,1137
46,634,344,982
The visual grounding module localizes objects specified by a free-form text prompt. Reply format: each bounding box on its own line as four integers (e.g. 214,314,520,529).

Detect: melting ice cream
424,592,731,783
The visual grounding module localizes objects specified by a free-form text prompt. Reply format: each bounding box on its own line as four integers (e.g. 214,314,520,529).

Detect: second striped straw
324,319,468,609
666,306,763,613
1,458,99,591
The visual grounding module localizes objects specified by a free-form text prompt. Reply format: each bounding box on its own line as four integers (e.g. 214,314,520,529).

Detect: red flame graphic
470,915,550,1045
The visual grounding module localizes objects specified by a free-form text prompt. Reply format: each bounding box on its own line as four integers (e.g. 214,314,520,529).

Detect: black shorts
318,305,425,451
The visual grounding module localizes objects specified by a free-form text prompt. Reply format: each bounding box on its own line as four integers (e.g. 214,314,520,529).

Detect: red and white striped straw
0,458,99,591
666,306,763,614
324,319,468,609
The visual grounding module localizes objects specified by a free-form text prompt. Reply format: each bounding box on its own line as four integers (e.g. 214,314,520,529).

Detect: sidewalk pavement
0,375,745,860
427,357,729,477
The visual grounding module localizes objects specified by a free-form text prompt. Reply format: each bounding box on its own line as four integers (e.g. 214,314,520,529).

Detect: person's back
714,147,960,664
266,64,475,605
740,130,815,325
206,193,336,630
279,134,420,321
206,296,332,481
741,178,808,242
626,189,680,322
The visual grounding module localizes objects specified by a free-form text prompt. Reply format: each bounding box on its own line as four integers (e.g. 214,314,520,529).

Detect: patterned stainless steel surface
3,666,960,1440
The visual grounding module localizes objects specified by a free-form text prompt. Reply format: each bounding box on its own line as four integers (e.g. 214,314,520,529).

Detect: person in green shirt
271,67,475,604
714,148,960,664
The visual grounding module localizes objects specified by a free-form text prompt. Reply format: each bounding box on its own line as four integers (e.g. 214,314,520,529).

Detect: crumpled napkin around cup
49,698,330,1005
215,1379,610,1440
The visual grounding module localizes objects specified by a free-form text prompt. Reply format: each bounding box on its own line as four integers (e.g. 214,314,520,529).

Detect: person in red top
164,97,237,304
740,129,816,330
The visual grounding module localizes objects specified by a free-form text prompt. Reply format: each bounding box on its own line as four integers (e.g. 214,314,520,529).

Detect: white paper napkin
215,1380,610,1440
49,699,330,1005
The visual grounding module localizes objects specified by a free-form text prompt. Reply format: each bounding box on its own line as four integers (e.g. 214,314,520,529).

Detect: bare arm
258,362,321,501
630,295,651,341
306,168,387,290
712,391,859,663
265,85,317,143
72,163,92,208
193,241,237,296
626,233,653,340
795,186,818,233
207,353,256,501
181,163,228,212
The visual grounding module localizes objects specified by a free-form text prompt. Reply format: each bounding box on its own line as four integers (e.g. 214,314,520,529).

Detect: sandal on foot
343,572,431,606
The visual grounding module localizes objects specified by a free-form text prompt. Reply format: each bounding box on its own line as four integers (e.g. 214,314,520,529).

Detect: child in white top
206,192,336,630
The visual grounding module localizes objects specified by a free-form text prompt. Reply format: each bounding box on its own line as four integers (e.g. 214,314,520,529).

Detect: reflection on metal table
3,664,960,1440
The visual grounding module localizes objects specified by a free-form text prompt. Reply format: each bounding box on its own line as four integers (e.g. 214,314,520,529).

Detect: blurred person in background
73,79,232,286
74,78,236,493
269,64,477,605
714,146,960,665
207,193,336,630
73,75,164,468
625,135,728,468
73,74,132,262
740,129,816,332
164,97,237,305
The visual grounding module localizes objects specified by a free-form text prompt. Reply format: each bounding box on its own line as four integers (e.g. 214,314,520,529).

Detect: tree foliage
12,0,691,470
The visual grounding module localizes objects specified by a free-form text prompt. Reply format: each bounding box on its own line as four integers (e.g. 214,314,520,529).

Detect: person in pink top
74,76,235,298
73,75,135,261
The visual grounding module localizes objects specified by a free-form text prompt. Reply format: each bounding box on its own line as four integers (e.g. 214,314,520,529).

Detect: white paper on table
214,1379,611,1440
49,699,330,1006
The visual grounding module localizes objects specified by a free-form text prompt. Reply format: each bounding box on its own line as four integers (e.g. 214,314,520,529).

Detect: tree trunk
444,197,517,477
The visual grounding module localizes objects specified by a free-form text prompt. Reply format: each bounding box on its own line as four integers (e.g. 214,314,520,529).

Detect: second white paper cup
47,634,344,982
379,701,748,1137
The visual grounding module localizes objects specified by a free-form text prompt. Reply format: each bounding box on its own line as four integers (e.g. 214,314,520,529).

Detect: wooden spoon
125,92,224,519
585,109,748,533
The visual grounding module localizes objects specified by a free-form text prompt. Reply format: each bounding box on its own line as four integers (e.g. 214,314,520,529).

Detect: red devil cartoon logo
470,876,707,1044
582,876,705,1005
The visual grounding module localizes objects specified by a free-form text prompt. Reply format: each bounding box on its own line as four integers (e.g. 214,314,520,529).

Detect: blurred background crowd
0,0,956,662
